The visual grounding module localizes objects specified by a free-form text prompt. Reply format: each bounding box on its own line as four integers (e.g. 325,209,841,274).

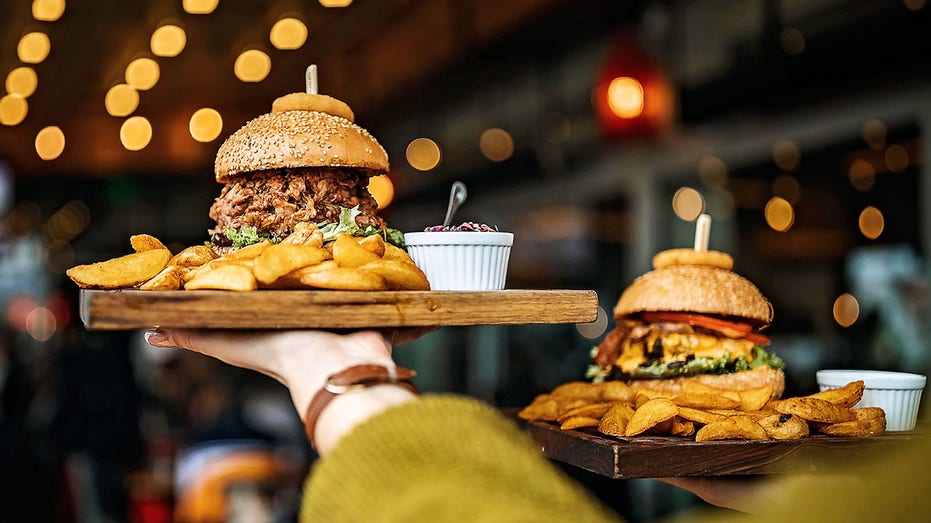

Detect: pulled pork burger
208,93,402,253
589,249,784,398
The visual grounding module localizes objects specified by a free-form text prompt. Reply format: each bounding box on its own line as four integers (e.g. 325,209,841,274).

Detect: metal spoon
442,181,468,228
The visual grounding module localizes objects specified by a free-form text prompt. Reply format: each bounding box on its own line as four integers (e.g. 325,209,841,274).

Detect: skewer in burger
207,75,402,254
588,243,784,399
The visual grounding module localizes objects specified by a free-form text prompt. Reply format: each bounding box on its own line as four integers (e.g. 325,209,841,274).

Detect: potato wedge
626,398,679,437
758,413,809,440
677,406,726,426
67,249,171,289
299,267,387,291
557,402,615,424
669,417,696,437
820,407,886,437
358,234,387,257
332,233,381,268
223,241,270,260
560,416,600,431
131,234,167,252
673,391,740,410
808,380,865,409
517,394,560,422
383,243,417,265
551,381,604,400
280,222,322,247
598,403,636,437
184,264,257,291
253,244,331,286
695,415,768,441
598,381,635,403
776,397,856,423
171,245,218,268
739,384,775,411
359,259,431,290
138,265,181,291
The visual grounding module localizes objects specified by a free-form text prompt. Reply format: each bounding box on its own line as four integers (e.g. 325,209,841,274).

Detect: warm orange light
32,0,66,21
772,175,801,204
833,293,860,327
319,0,353,6
773,139,800,171
0,94,28,126
862,119,887,150
5,67,38,97
764,197,794,232
35,126,65,160
606,77,644,119
367,175,395,209
151,25,186,57
26,306,57,342
234,50,272,82
672,187,704,221
848,159,875,191
183,0,219,14
859,206,884,240
780,28,805,55
479,128,514,162
698,156,728,187
120,116,153,151
18,32,51,64
884,144,909,173
125,58,160,91
105,84,139,117
270,18,308,50
406,138,441,171
189,108,223,142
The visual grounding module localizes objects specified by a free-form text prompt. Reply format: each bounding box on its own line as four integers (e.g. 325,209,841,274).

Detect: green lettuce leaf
316,206,406,249
586,346,784,382
224,226,280,249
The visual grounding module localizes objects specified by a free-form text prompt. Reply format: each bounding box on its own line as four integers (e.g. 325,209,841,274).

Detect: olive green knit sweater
301,395,621,523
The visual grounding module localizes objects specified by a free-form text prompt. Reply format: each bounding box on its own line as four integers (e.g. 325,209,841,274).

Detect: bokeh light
848,159,876,191
32,0,66,21
7,296,38,331
764,196,794,232
189,108,223,142
772,139,800,171
859,206,884,240
833,293,860,328
6,67,38,97
772,174,801,204
26,306,57,342
367,175,395,209
120,116,153,151
270,18,308,50
479,128,514,162
183,0,219,14
672,187,704,221
319,0,354,6
902,0,926,12
35,126,65,160
45,240,75,274
576,306,608,340
780,28,805,55
18,32,51,64
105,84,139,117
125,58,160,91
0,94,28,126
884,144,909,173
606,77,644,119
234,50,272,82
698,155,728,187
151,25,186,57
406,138,441,171
862,119,887,150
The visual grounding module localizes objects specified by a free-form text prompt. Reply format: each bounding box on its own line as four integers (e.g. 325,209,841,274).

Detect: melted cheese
615,331,756,373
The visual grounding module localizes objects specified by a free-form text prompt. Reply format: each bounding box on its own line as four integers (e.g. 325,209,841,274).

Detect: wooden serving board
520,418,922,478
80,289,598,330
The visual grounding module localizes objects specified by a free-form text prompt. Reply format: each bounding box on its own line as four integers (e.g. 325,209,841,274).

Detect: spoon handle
443,181,468,228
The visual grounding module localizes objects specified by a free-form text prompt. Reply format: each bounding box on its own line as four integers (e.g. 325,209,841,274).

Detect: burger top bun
214,93,389,182
613,264,774,326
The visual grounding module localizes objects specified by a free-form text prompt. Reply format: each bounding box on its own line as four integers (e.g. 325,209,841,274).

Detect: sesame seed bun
214,110,389,182
613,265,774,326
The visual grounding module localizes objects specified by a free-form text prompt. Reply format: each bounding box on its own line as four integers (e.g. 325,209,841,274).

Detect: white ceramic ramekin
403,231,513,291
816,369,926,431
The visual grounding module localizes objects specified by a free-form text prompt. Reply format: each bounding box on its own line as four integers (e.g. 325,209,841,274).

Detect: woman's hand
144,328,396,423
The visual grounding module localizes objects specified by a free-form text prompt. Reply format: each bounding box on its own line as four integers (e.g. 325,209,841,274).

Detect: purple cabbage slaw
424,222,499,232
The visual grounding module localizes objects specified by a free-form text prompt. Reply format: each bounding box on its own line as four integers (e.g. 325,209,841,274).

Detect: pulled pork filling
208,167,385,245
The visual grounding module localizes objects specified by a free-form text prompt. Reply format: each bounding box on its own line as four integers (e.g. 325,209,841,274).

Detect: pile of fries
66,224,431,292
518,379,886,441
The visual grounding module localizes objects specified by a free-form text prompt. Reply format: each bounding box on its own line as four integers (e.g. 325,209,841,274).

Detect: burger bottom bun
626,366,785,400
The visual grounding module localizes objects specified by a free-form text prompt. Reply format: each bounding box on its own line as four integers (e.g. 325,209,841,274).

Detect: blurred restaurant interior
1,0,930,521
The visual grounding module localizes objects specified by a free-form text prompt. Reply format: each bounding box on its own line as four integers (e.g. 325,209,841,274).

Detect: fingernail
144,328,169,347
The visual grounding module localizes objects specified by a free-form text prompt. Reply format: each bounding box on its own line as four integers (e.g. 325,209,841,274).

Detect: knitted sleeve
300,394,622,523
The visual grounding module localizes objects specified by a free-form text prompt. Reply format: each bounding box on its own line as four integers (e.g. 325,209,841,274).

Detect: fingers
382,326,438,346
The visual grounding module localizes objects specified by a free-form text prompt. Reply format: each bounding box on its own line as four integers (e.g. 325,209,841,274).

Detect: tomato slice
639,311,770,346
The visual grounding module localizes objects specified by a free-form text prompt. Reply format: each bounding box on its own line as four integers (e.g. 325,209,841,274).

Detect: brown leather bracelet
304,364,418,449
